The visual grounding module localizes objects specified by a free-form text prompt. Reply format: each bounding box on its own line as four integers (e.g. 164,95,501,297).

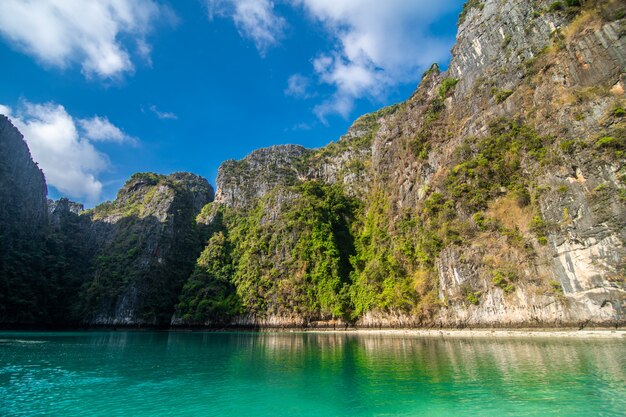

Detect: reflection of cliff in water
218,333,626,388
3,331,624,416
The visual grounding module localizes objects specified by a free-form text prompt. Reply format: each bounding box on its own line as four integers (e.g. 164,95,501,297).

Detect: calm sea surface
0,331,624,416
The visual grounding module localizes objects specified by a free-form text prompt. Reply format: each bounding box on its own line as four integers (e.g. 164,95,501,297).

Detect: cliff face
0,115,50,323
0,116,215,326
80,173,214,326
183,0,625,328
0,116,48,226
216,145,312,208
417,0,626,327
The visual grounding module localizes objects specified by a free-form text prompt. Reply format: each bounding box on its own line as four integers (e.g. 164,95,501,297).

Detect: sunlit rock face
202,0,625,328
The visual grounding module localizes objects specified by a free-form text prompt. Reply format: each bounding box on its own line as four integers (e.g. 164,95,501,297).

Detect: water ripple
0,331,624,416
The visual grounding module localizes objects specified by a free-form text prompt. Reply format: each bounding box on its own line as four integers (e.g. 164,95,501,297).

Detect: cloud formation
1,101,134,203
0,0,165,79
293,0,459,120
79,116,136,143
207,0,286,56
149,105,178,120
210,0,459,119
285,74,312,98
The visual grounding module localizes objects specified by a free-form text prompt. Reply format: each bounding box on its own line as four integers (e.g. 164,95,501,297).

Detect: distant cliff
0,117,90,325
0,115,214,326
79,172,214,326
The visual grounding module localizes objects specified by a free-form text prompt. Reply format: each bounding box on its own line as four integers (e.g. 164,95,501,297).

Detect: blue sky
0,0,464,206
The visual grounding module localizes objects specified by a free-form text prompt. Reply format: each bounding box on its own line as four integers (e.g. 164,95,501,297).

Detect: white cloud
207,0,286,56
149,105,178,120
0,104,12,116
0,0,165,79
285,121,315,131
211,0,459,119
2,101,134,203
291,0,458,120
285,74,312,98
78,116,136,143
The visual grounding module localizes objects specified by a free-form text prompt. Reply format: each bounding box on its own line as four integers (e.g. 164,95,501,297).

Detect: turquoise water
0,332,624,416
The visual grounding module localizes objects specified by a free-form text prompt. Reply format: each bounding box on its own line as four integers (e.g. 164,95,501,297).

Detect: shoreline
299,328,626,339
1,326,625,339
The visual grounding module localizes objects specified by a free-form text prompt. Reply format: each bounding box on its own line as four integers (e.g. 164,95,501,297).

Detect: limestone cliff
181,0,626,328
0,112,215,326
415,0,625,327
216,145,312,208
0,115,50,323
81,172,214,326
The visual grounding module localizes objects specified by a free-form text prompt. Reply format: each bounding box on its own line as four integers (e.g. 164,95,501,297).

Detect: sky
0,0,464,207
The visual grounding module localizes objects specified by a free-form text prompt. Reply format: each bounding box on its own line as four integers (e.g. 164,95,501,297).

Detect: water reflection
0,331,624,416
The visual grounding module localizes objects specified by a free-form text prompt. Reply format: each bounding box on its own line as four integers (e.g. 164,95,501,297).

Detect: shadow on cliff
76,211,211,327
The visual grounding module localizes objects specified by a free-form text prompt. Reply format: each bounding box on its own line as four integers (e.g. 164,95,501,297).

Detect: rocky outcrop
82,173,214,326
215,145,311,208
215,111,389,209
0,116,50,323
0,115,48,229
48,198,84,225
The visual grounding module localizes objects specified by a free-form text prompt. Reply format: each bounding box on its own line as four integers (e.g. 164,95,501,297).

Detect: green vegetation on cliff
177,119,560,325
81,173,213,324
177,182,359,323
176,209,239,324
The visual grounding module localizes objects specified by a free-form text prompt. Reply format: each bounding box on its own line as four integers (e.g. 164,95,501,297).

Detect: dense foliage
177,182,359,323
176,118,556,325
0,200,91,324
176,212,239,324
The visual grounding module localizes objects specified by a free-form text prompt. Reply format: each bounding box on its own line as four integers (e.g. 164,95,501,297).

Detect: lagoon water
0,331,624,416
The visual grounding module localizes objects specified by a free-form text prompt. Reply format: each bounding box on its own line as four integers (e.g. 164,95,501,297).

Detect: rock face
48,198,84,224
215,145,311,208
0,116,48,227
423,0,626,327
181,0,625,328
81,173,214,326
0,119,215,326
0,116,50,323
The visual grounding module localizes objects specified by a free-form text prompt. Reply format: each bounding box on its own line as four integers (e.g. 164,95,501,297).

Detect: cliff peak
215,144,312,208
